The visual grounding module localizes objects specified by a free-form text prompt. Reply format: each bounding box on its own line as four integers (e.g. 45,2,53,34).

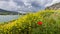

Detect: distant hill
45,3,60,10
0,9,19,15
0,9,25,15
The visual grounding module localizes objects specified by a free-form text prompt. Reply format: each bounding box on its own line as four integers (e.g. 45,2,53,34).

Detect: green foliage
0,10,60,34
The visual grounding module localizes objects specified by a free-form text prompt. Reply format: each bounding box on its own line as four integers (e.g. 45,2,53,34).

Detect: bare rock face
45,3,60,10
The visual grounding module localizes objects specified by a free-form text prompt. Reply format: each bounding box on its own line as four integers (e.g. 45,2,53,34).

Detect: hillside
0,9,20,15
0,10,60,34
45,2,60,10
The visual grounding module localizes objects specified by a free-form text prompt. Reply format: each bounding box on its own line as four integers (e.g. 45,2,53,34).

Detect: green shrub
0,10,60,34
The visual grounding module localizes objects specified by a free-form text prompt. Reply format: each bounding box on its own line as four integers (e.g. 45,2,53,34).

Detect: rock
45,3,60,10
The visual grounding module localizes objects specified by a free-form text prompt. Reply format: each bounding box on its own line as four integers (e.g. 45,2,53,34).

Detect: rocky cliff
45,3,60,10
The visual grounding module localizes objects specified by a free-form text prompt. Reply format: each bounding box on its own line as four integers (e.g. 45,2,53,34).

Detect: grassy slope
0,10,60,34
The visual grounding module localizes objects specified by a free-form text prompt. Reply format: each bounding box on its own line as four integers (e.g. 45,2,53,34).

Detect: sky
0,0,60,13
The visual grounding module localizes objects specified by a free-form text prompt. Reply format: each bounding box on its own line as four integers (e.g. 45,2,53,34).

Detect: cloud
0,0,60,13
14,0,51,12
0,0,9,1
52,0,60,3
45,0,60,7
0,0,18,12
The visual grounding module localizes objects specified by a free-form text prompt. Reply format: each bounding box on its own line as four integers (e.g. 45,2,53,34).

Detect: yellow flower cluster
0,9,60,34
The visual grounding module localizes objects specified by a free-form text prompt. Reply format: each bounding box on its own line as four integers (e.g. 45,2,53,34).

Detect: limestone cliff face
45,3,60,10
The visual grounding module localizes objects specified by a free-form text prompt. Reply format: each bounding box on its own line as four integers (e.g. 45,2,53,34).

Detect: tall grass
0,10,60,34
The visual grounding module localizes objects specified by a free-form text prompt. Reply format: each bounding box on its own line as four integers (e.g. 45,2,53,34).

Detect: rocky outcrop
45,3,60,10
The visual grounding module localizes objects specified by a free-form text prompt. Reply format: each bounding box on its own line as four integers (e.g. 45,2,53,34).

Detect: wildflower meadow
0,10,60,34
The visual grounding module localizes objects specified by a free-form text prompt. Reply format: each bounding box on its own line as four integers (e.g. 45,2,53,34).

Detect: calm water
0,15,19,22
